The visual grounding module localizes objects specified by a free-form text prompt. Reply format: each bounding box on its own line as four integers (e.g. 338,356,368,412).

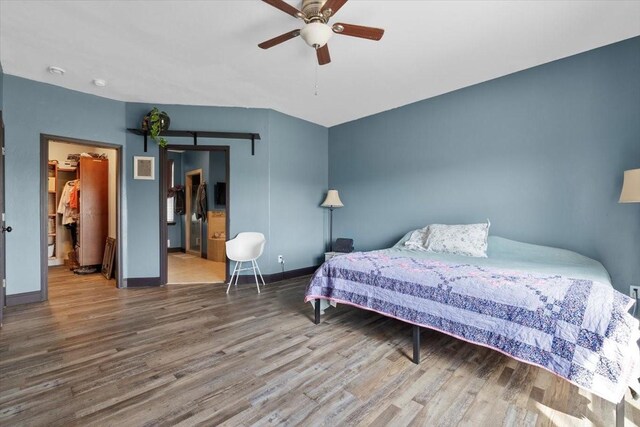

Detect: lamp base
328,207,334,252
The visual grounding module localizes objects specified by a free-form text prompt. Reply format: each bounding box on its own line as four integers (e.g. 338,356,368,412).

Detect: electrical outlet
630,285,640,299
278,255,284,264
167,239,170,247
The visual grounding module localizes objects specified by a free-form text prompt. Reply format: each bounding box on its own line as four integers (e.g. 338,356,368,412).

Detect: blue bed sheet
391,233,612,286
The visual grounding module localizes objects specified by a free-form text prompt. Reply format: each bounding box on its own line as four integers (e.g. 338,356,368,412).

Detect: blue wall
329,36,640,294
124,102,273,279
3,36,637,295
3,75,127,294
1,78,328,295
124,103,328,278
268,110,329,273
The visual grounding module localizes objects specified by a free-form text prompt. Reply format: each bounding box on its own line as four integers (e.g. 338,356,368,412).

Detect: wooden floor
1,269,639,426
167,252,226,284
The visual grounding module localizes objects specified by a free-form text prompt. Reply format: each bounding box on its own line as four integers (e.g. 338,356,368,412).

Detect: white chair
226,232,266,293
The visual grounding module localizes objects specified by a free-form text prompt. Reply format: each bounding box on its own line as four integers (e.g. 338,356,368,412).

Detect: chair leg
255,261,266,286
227,261,238,294
234,262,242,287
252,260,260,294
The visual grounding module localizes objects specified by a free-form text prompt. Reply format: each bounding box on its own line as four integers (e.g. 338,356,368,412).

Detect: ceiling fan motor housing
301,0,328,21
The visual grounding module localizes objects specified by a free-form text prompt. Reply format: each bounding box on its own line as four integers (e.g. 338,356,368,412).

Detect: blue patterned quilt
305,250,640,403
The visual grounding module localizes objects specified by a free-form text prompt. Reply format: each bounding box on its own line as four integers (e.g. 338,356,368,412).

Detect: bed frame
313,300,626,426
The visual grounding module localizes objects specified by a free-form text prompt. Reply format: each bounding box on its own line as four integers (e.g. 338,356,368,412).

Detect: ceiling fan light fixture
300,22,333,48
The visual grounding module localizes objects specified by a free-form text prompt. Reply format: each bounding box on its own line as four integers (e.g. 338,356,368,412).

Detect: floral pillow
424,221,490,258
404,226,430,250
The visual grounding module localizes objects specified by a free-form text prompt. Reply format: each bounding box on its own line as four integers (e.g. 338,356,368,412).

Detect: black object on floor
74,266,97,275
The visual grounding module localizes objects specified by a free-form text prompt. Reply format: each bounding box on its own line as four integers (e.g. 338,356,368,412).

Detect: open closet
54,156,108,269
46,139,118,288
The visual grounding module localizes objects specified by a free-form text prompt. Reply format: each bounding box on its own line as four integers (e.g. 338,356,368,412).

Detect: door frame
184,168,203,256
0,112,5,325
40,134,124,299
159,145,230,286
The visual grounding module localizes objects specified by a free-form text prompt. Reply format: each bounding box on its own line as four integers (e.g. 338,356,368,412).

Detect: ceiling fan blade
321,0,348,16
258,30,301,49
261,0,305,19
316,44,331,66
332,23,385,41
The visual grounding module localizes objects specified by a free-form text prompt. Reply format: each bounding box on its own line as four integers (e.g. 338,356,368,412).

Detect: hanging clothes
168,185,185,215
65,222,78,248
69,180,80,210
57,180,79,225
195,183,208,221
175,188,185,215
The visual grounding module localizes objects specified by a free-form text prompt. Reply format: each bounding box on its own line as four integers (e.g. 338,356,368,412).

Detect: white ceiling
1,1,639,127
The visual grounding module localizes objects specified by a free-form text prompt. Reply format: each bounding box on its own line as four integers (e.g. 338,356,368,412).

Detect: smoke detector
47,66,66,75
93,79,107,87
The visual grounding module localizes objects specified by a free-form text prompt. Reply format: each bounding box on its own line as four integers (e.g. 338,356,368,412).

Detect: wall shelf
127,129,261,155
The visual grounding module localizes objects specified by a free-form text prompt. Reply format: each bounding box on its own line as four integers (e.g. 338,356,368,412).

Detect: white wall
49,140,117,261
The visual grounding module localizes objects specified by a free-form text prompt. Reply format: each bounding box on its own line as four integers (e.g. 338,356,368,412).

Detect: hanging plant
142,107,171,148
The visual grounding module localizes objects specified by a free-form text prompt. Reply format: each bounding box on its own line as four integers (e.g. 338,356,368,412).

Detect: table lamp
321,189,344,252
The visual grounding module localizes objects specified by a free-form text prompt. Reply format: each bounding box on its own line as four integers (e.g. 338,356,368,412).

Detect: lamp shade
321,189,344,208
619,169,640,203
300,22,333,48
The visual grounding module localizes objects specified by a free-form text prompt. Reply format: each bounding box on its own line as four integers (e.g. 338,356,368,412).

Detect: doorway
160,146,229,285
40,135,123,298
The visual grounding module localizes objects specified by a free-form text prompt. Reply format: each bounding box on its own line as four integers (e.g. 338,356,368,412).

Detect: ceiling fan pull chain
314,60,319,96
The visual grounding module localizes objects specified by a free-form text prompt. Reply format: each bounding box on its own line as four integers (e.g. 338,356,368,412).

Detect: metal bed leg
314,299,321,325
413,324,420,364
616,398,625,427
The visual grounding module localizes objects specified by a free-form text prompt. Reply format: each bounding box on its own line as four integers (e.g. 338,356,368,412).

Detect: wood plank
0,266,633,426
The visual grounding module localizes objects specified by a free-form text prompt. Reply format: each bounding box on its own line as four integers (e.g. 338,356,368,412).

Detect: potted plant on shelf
142,107,171,148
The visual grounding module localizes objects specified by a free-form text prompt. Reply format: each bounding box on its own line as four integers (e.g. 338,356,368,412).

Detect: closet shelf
127,128,261,155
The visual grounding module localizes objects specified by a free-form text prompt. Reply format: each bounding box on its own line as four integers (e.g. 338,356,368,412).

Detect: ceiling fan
258,0,385,65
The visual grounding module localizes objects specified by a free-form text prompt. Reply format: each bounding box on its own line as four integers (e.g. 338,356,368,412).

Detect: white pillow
404,227,429,250
424,221,490,258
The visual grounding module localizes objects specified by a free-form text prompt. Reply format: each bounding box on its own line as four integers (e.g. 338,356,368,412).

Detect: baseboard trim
235,265,319,285
279,265,319,281
168,247,185,253
126,277,162,287
6,290,43,306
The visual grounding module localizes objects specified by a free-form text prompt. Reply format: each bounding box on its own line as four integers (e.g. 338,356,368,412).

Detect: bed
305,233,640,424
